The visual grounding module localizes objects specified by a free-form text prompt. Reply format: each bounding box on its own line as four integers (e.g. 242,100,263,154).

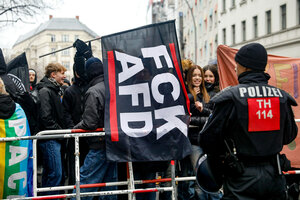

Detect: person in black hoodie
0,77,15,120
63,39,91,187
0,49,39,136
72,57,117,200
0,77,33,198
36,63,66,195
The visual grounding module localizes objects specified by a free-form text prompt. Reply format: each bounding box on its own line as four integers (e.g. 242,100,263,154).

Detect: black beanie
85,57,104,81
235,43,267,71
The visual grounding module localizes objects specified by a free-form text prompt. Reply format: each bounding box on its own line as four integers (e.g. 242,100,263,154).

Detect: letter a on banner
102,20,192,162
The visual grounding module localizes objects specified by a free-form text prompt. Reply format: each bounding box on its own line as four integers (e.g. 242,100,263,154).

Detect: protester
63,39,91,187
29,68,37,92
72,57,117,200
0,77,33,198
200,43,298,199
36,63,67,195
186,65,210,149
203,64,220,98
183,65,222,200
0,50,39,136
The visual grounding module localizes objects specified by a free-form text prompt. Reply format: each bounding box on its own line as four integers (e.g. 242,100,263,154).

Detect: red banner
217,45,300,168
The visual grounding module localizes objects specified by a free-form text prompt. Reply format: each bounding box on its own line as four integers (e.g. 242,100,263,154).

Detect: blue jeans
177,156,196,200
38,140,62,196
73,149,117,200
133,164,156,200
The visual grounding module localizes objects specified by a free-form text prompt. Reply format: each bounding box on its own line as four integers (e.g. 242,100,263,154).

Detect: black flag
6,52,30,93
102,20,192,162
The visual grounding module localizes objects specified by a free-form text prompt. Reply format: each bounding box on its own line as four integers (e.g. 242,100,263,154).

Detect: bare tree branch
0,4,41,16
0,0,59,26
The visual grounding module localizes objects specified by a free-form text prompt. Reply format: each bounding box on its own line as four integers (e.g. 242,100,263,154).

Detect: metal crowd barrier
1,118,299,199
0,129,195,200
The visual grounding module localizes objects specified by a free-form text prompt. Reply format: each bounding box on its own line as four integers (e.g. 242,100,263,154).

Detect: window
281,4,286,30
204,41,207,57
232,24,236,45
62,35,69,42
231,0,236,7
50,35,56,42
223,28,226,45
214,11,218,27
266,10,271,34
51,48,56,56
61,49,70,56
298,0,300,24
222,0,226,12
253,16,258,38
74,35,79,41
62,62,70,70
241,20,246,41
240,0,247,6
209,14,213,31
215,34,218,54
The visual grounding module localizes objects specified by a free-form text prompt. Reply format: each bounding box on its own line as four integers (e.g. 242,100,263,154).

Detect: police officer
199,43,298,200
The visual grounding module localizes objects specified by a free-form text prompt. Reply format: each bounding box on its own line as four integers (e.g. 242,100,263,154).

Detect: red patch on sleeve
248,97,280,132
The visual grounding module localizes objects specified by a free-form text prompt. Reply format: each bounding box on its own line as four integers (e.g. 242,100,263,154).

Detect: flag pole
38,37,101,58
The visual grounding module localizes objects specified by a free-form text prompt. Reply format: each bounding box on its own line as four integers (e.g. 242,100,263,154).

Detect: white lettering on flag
151,73,180,104
120,112,153,137
119,83,151,107
115,51,144,83
8,171,27,189
141,45,173,69
8,118,27,137
9,146,27,166
155,105,187,139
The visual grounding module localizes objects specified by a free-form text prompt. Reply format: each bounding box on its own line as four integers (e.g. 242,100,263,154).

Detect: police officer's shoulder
210,86,235,104
281,89,297,106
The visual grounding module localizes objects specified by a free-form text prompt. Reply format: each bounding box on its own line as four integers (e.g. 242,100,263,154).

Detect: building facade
219,0,300,58
12,16,101,81
149,0,300,66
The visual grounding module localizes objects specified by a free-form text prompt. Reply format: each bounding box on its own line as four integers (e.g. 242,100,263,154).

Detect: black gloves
73,39,93,59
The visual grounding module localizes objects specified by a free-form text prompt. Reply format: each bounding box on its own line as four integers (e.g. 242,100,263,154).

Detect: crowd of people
0,41,298,200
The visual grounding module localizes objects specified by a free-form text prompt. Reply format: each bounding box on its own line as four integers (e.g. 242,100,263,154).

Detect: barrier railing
1,118,299,199
0,129,184,200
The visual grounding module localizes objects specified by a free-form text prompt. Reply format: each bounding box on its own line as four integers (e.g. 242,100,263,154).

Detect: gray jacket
74,74,105,149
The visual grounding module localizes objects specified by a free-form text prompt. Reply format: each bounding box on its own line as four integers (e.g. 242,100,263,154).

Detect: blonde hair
186,65,210,103
45,63,67,78
182,59,194,72
0,77,8,95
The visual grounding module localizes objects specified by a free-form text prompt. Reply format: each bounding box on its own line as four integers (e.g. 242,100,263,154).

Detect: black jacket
188,92,212,145
0,94,15,119
36,77,65,132
62,79,88,129
74,75,105,149
205,82,219,99
1,74,39,135
200,72,298,157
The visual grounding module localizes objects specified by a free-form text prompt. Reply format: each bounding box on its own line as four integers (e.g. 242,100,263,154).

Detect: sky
0,0,150,48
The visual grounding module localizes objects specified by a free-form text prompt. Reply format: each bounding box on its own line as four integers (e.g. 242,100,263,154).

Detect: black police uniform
199,71,298,200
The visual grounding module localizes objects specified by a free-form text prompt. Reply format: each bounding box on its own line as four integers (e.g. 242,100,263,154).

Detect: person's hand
193,87,200,94
195,101,203,112
73,39,92,59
